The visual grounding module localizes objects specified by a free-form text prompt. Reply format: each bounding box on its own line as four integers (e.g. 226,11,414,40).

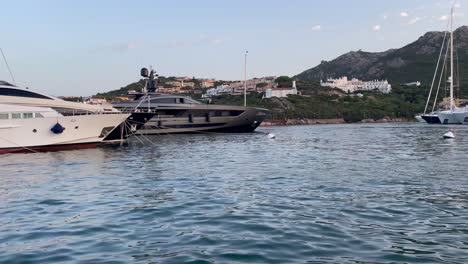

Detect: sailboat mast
450,6,454,112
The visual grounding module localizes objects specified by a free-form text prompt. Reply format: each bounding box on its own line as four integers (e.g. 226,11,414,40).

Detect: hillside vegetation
295,26,468,96
211,84,430,122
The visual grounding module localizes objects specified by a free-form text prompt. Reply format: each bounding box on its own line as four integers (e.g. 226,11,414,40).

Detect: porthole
32,129,37,133
75,126,79,129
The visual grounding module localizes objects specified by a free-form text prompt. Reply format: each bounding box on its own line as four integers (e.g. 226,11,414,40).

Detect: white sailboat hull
415,115,425,123
434,111,461,124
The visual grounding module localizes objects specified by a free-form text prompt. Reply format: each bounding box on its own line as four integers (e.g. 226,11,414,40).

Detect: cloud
408,17,422,25
372,24,381,31
439,15,449,21
126,41,141,50
311,24,322,31
90,40,144,53
400,12,409,17
383,15,388,20
438,12,464,21
210,38,224,45
169,35,227,48
454,3,461,8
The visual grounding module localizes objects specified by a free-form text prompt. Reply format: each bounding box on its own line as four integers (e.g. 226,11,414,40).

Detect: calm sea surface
1,123,468,264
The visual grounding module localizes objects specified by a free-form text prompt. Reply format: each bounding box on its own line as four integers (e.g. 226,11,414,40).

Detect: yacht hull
137,107,268,135
415,115,425,123
421,114,442,124
421,111,468,125
432,111,463,124
0,113,130,154
112,93,270,135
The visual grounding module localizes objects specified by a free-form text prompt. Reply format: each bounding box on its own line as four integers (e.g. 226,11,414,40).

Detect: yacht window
11,113,21,119
0,113,9,119
23,113,33,119
0,88,52,99
151,98,177,104
35,113,44,118
180,98,185,104
185,98,201,104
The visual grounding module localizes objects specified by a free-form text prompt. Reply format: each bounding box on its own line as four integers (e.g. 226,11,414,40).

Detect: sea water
1,123,468,263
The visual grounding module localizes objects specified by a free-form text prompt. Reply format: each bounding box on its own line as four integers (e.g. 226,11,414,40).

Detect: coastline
260,118,413,126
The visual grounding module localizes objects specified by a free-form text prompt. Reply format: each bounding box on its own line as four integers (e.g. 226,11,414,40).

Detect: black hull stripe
0,142,100,154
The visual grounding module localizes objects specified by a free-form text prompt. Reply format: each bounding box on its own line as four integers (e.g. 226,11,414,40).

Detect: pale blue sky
0,0,465,95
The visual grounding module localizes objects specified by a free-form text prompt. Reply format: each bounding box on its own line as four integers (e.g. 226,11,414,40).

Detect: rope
122,121,147,145
432,36,450,113
123,121,159,147
0,48,16,86
456,37,460,101
424,23,449,114
123,118,175,137
0,135,39,153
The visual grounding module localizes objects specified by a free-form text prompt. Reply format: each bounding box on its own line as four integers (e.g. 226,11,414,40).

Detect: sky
0,0,466,96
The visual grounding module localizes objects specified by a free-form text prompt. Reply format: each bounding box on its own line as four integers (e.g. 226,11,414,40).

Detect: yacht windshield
0,87,52,100
0,81,15,87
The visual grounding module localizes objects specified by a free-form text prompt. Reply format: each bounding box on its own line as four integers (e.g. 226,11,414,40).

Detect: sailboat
421,5,466,124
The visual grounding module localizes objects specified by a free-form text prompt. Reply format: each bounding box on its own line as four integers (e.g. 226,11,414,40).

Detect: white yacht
0,103,130,154
0,81,156,154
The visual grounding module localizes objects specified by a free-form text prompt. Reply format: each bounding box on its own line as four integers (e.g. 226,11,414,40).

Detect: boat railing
116,108,159,114
58,110,129,116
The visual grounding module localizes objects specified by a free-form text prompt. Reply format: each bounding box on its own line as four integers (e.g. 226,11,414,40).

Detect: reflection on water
1,123,468,263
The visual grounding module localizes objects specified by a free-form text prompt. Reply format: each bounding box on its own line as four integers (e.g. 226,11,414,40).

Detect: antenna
244,50,248,107
450,5,454,112
0,48,17,85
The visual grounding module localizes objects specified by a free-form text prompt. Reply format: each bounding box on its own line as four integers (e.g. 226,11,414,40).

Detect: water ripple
1,123,468,263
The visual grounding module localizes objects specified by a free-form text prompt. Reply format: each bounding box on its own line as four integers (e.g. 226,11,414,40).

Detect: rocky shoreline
260,118,412,126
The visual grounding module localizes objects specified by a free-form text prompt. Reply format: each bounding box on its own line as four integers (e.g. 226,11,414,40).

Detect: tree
275,76,293,88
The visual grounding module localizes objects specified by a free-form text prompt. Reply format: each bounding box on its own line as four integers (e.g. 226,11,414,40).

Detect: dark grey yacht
112,68,269,135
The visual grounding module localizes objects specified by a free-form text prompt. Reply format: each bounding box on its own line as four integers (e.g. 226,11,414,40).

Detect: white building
264,81,298,98
320,76,392,93
202,84,232,98
403,81,421,86
202,77,277,98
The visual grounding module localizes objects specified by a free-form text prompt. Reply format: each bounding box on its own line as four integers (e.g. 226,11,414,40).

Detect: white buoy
443,131,455,139
267,133,276,139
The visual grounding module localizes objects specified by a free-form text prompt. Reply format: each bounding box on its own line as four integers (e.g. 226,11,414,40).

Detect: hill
95,76,205,98
96,79,146,98
209,83,430,123
295,26,468,94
